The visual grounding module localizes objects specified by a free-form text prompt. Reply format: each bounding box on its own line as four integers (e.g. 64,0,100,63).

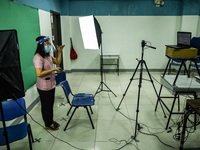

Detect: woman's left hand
57,45,65,52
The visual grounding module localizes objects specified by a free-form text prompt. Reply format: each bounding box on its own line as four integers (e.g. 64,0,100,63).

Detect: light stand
79,15,116,97
94,33,117,97
116,40,164,140
0,30,25,150
0,99,10,150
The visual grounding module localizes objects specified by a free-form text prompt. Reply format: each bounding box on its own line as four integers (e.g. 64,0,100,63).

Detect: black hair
35,36,50,58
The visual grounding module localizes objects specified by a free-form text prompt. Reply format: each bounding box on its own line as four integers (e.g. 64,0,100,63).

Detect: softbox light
0,30,25,101
79,15,102,50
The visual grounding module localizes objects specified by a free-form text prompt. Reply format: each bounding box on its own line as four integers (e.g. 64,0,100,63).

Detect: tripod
94,33,117,97
116,40,164,140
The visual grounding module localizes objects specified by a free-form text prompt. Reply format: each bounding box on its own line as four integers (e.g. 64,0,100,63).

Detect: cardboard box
166,47,198,58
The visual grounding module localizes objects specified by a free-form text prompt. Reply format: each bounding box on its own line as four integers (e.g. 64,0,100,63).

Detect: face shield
37,37,57,52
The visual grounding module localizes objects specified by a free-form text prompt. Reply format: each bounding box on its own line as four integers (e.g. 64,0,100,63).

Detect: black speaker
0,30,25,101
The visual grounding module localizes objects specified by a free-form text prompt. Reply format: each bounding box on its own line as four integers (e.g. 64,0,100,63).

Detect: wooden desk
101,53,119,75
180,99,200,150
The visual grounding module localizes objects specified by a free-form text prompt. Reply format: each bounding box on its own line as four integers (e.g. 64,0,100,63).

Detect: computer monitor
177,31,191,46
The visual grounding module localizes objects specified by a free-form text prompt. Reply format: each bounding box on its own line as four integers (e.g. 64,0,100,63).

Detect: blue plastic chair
189,56,200,72
188,37,200,73
60,80,95,131
55,72,66,86
167,56,188,75
0,98,34,149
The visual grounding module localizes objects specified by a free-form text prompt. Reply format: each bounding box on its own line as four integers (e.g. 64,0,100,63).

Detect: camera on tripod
141,40,156,49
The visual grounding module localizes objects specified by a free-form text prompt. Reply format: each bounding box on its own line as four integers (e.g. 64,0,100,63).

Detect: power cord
15,100,86,150
109,137,140,150
105,72,180,150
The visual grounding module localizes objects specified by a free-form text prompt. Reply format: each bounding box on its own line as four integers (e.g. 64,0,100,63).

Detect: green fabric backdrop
0,0,40,90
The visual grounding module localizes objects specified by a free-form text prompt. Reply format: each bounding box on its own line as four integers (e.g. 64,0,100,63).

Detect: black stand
0,76,11,150
94,34,117,97
116,40,163,140
0,101,10,150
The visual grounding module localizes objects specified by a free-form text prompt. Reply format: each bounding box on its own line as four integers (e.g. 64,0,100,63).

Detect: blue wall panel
69,0,184,16
14,0,200,16
182,0,200,15
14,0,62,13
61,0,70,15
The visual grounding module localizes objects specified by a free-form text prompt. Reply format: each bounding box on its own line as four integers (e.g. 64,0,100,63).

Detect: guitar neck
70,38,73,47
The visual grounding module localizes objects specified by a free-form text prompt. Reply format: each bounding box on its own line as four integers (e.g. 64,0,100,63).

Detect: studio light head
79,15,102,50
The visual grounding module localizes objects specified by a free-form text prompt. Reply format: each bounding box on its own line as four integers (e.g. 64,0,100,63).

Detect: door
50,11,63,69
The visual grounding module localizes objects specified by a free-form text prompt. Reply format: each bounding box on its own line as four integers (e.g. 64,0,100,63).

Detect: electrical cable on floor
111,137,140,150
103,73,140,150
138,130,178,149
105,72,182,149
15,100,86,150
108,91,179,149
150,73,200,146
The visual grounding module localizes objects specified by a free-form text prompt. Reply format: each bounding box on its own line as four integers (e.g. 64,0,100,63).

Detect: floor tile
2,72,200,150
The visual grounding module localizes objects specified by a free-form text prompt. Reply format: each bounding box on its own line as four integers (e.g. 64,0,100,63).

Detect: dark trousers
37,88,55,127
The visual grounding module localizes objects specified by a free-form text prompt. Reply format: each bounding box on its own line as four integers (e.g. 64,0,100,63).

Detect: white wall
64,16,183,70
61,16,71,71
196,16,200,36
38,9,53,38
181,15,199,37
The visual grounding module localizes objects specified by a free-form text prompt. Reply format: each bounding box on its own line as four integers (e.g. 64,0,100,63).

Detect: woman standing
33,36,65,130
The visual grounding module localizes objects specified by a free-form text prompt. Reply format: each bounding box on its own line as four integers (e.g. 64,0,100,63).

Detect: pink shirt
33,54,56,91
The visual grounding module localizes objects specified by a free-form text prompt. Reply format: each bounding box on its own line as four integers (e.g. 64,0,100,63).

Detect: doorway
50,11,63,69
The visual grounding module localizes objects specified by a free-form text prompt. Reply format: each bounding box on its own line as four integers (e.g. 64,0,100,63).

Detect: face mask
44,45,51,53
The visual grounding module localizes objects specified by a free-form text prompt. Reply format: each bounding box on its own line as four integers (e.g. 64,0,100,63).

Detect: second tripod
116,40,164,140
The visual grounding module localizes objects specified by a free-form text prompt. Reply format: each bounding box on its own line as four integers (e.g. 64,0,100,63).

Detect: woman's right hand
54,67,63,72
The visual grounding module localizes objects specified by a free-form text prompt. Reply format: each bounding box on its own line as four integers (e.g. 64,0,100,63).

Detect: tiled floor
1,72,200,150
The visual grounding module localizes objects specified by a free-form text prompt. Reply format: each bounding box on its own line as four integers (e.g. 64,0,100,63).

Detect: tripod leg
116,61,141,111
155,85,163,111
166,93,177,129
94,82,102,97
102,82,117,97
133,60,144,140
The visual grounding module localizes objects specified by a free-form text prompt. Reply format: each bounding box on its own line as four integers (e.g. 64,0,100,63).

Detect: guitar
70,38,78,60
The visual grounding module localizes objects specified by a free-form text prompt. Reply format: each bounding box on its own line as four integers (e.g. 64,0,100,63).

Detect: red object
70,38,78,60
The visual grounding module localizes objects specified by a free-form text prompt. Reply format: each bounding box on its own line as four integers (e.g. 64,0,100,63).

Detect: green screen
0,0,40,90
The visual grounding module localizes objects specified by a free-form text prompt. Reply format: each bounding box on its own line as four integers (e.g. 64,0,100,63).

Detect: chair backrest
0,98,28,145
55,72,66,86
60,80,72,104
191,37,200,55
0,98,26,121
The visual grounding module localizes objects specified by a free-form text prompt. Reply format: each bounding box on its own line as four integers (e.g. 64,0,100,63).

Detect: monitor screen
177,32,191,46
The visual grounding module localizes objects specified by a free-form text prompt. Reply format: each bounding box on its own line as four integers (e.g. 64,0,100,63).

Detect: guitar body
70,38,78,60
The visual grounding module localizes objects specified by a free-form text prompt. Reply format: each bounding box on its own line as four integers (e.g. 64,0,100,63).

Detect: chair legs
85,107,94,129
166,94,177,129
27,124,34,150
64,106,95,131
89,106,93,114
64,107,77,131
67,106,72,116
